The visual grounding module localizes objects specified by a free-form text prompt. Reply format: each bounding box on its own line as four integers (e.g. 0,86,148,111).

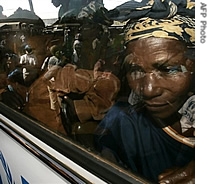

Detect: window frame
0,102,151,184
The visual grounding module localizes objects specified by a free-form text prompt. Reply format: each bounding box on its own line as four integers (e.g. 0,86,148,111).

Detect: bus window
0,1,195,184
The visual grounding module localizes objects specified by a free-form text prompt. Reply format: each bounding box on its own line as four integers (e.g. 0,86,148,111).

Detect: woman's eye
160,65,181,74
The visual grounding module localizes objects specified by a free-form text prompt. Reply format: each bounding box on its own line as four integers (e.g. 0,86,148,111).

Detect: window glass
0,0,138,178
0,1,195,183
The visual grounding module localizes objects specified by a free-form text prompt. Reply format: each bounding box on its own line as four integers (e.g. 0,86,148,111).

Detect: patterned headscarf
124,14,195,46
108,0,195,47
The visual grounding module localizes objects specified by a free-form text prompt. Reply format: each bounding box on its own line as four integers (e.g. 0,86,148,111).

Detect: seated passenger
94,0,195,183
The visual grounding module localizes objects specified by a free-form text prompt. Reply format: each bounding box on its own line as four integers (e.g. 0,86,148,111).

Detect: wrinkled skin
125,37,195,183
125,37,194,120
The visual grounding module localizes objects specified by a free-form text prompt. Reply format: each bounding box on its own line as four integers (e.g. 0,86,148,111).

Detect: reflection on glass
0,0,195,183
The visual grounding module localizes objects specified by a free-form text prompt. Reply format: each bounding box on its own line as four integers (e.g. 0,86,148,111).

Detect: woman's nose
141,72,162,100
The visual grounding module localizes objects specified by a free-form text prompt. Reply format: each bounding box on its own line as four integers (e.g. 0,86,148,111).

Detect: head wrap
124,15,195,46
108,0,195,47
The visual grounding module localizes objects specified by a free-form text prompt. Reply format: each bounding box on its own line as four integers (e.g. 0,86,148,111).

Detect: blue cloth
94,101,195,182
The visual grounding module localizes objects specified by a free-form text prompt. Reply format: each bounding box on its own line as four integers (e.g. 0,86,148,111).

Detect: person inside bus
94,0,195,183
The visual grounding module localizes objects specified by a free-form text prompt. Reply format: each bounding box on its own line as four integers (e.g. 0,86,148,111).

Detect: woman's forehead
124,37,189,67
127,37,186,54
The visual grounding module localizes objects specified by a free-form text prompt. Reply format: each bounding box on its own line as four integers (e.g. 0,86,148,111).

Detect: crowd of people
0,0,195,183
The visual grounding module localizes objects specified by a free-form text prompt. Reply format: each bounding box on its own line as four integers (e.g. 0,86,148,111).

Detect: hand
158,160,195,184
94,59,105,71
93,59,105,79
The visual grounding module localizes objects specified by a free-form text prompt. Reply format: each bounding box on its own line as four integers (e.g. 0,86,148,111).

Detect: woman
95,0,195,183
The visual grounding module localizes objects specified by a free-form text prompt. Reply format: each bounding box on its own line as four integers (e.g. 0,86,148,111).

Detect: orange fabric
44,64,120,122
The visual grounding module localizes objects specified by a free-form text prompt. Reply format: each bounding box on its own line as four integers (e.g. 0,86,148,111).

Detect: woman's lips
145,102,172,112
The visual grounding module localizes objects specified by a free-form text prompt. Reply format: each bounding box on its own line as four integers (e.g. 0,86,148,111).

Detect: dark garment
107,0,195,21
95,101,195,182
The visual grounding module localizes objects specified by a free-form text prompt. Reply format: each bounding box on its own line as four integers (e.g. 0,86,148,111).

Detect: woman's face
125,37,194,119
